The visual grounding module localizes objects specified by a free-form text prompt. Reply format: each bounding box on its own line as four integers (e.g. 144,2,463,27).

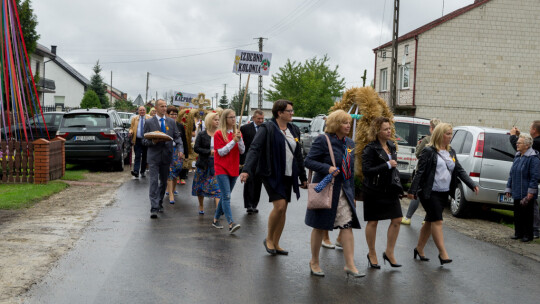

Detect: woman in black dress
362,117,403,268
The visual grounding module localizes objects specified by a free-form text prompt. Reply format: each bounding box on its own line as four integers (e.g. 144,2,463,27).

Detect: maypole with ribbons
1,0,48,145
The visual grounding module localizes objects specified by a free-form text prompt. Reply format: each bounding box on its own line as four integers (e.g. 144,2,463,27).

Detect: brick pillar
51,136,66,177
33,138,50,184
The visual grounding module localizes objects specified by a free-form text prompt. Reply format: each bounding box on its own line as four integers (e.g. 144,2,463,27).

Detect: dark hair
533,120,540,134
166,105,178,114
272,99,293,118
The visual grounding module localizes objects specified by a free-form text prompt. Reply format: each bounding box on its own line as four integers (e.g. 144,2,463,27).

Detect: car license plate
75,135,95,141
498,193,513,204
397,162,408,170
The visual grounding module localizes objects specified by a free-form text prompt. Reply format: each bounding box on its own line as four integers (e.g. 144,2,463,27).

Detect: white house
30,44,56,104
372,0,540,130
32,44,90,110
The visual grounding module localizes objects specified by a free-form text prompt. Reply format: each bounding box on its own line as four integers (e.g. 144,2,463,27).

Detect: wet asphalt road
24,174,540,304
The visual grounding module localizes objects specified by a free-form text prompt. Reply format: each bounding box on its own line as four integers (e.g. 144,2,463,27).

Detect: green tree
88,61,110,109
266,55,345,118
218,95,229,109
17,0,40,54
114,98,136,111
80,90,101,109
230,87,250,116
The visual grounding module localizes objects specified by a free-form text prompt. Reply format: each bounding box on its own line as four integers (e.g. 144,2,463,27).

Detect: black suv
57,109,130,171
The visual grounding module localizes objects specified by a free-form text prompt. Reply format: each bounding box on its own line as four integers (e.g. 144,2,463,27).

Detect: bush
80,90,101,109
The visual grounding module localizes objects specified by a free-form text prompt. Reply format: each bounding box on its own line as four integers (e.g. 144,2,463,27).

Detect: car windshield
292,121,311,131
62,113,108,128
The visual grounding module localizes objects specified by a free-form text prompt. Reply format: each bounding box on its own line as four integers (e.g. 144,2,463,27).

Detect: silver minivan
449,126,517,217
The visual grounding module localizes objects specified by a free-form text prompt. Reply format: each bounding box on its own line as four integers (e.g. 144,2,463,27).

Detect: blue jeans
214,175,238,225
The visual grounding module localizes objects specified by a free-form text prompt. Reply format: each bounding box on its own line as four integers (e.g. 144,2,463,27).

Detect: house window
380,68,388,92
404,45,409,56
399,64,410,89
35,60,40,77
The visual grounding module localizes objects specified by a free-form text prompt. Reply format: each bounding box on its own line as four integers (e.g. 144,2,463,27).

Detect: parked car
301,114,327,156
291,117,312,156
393,116,431,183
0,111,65,140
57,109,130,171
117,111,135,127
449,126,520,217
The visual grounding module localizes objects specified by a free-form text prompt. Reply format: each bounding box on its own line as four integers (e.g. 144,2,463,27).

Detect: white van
393,116,431,183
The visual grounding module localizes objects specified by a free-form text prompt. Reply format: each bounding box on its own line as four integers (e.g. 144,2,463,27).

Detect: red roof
373,0,492,51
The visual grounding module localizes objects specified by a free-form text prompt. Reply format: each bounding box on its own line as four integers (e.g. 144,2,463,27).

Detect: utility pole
110,71,113,107
254,37,267,109
145,72,149,103
215,93,218,109
389,0,400,111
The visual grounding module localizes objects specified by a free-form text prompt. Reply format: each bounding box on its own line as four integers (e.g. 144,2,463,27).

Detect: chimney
51,45,57,55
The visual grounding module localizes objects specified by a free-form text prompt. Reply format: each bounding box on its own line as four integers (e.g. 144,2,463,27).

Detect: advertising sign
173,92,198,107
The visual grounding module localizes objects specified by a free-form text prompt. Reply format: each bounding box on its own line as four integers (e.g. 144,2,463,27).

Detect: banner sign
233,49,272,76
173,92,198,107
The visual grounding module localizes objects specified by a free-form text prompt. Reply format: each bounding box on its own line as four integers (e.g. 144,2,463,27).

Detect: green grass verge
491,208,514,229
61,164,89,181
0,181,68,209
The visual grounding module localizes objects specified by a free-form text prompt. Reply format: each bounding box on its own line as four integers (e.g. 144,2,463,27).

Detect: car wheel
450,183,469,218
114,150,124,172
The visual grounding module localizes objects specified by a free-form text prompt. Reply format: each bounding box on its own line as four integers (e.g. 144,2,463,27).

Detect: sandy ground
0,172,538,303
0,169,130,304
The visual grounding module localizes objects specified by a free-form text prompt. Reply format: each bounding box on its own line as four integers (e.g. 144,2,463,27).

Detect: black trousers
179,168,188,179
514,198,535,238
244,174,263,209
133,138,147,174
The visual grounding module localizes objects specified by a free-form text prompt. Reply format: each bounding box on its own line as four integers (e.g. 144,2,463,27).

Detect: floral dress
169,146,184,179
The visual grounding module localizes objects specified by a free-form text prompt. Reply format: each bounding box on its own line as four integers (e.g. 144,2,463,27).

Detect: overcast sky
34,0,474,106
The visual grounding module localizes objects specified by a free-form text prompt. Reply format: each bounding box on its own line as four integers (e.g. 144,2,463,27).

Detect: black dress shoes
253,208,259,213
276,249,289,255
510,235,522,240
131,171,139,178
521,236,532,242
247,207,254,214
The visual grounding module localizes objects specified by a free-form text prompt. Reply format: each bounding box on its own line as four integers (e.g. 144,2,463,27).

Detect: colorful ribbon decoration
1,0,48,145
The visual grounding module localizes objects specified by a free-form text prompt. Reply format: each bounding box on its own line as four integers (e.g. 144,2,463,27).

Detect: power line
264,0,325,38
72,42,257,65
378,0,388,47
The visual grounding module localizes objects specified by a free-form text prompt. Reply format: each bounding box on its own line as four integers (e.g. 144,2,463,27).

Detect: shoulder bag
307,134,335,210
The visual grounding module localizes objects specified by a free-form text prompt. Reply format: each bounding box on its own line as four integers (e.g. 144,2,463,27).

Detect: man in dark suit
240,110,265,214
143,99,183,218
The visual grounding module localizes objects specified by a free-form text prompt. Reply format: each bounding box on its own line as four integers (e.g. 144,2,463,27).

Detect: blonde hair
428,122,452,151
219,109,237,141
325,110,352,133
205,112,219,133
367,117,391,142
430,118,441,129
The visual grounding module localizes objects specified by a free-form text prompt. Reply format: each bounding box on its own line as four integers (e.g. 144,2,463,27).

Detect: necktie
255,125,258,132
137,116,144,138
160,118,166,133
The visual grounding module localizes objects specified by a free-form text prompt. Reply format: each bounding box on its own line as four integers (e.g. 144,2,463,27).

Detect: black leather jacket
409,146,476,199
362,140,399,194
194,130,212,170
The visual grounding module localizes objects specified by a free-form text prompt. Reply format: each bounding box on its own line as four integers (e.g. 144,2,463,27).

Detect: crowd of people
128,98,539,278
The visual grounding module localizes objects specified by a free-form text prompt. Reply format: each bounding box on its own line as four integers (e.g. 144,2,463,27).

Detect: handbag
307,134,335,210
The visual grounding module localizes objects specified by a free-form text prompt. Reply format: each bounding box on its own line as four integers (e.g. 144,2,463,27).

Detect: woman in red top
212,109,245,234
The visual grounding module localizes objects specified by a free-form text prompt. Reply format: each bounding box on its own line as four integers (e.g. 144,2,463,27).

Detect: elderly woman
192,112,221,214
505,134,540,243
240,100,307,255
304,110,362,278
362,117,403,268
408,123,478,265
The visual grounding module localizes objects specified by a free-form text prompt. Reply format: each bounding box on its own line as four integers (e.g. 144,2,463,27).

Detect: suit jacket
142,115,182,165
129,114,151,145
240,122,258,165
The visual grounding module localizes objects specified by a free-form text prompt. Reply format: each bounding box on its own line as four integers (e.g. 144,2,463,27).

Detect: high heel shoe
414,248,430,261
344,267,366,278
366,254,381,269
309,262,325,277
438,255,452,265
382,252,402,267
